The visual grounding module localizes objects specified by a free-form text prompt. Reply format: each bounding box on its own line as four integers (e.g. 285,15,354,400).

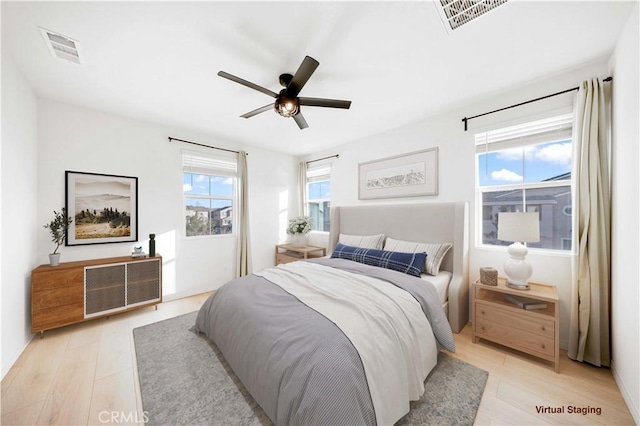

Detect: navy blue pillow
331,243,427,277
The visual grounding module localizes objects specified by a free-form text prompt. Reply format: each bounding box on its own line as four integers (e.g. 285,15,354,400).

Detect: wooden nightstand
472,277,560,372
275,244,326,265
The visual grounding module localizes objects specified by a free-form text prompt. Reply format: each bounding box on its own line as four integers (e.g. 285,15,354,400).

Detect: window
476,113,574,251
183,151,236,237
306,163,331,232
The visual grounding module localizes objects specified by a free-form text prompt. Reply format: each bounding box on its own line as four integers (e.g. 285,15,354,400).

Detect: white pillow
384,237,452,276
338,233,385,250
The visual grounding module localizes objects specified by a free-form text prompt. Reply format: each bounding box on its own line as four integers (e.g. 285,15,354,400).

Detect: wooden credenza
31,254,162,336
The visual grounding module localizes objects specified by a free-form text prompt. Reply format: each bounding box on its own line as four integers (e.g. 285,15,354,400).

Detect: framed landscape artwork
65,171,138,246
358,147,438,200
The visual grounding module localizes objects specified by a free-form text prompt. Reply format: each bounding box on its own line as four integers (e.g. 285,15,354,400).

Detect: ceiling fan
217,56,352,130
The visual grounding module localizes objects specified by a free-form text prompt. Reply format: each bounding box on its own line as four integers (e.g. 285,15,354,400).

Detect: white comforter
255,261,438,425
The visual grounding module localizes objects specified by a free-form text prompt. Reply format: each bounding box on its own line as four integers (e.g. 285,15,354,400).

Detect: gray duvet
194,258,454,425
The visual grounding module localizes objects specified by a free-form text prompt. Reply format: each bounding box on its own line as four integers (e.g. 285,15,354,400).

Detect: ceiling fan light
275,97,299,118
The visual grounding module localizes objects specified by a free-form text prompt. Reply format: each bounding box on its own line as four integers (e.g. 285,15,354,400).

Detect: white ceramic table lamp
497,212,540,290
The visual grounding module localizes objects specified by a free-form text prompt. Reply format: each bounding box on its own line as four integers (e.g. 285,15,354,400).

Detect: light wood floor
1,293,634,425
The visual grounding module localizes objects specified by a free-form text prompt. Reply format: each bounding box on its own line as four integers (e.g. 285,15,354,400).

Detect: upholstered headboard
328,202,469,333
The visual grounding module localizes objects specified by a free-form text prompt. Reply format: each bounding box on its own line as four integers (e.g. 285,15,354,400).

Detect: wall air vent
435,0,509,33
39,27,83,65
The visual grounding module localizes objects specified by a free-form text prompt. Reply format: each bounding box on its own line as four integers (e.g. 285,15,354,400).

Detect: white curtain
568,78,611,367
236,151,251,277
298,161,308,217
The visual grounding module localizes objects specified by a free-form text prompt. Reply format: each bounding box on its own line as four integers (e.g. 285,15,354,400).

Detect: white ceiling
2,1,635,156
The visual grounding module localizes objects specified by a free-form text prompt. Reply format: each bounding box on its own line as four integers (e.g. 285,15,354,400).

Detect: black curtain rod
462,76,613,131
307,154,339,164
168,137,246,155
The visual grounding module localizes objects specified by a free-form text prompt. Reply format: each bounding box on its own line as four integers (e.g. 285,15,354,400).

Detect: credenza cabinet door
127,259,161,306
85,264,127,317
84,258,162,317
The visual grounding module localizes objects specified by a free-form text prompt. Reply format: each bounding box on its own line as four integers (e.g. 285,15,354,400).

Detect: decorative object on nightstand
497,212,540,290
472,277,560,372
479,267,498,286
286,216,312,248
504,294,547,310
43,207,73,266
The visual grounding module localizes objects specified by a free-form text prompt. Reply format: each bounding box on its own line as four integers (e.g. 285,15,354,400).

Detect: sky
477,139,572,187
308,180,330,200
183,173,233,208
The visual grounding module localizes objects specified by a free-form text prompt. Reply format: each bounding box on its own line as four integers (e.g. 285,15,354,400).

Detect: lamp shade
497,212,540,243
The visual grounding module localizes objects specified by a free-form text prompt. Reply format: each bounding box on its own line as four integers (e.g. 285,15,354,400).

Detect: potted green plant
43,208,73,266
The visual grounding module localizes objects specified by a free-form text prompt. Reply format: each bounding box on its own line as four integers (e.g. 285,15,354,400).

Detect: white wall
307,58,610,349
609,3,639,423
37,99,297,301
1,53,39,378
248,148,300,271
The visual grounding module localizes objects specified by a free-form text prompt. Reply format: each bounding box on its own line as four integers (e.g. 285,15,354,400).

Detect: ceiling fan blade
299,97,352,109
240,103,274,118
285,56,319,98
217,71,277,98
293,113,309,130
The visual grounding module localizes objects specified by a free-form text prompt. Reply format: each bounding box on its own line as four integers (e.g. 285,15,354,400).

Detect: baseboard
560,338,568,351
1,338,33,381
162,285,216,303
611,360,639,425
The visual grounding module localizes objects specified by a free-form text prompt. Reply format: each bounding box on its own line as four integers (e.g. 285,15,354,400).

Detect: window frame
474,113,575,254
305,162,332,234
183,150,238,239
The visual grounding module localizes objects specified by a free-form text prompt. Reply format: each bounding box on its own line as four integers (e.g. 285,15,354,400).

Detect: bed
328,201,469,333
195,201,469,425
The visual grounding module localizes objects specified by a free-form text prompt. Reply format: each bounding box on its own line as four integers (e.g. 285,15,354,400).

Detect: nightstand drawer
276,254,297,265
475,318,555,357
475,301,555,339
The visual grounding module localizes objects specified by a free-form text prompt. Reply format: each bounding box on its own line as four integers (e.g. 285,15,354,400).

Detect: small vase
49,253,61,267
149,233,156,256
290,234,308,248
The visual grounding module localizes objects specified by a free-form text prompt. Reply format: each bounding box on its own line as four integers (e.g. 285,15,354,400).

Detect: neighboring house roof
543,172,571,181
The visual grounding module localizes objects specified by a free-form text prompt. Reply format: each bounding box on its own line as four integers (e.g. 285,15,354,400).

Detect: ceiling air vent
435,0,509,33
39,27,83,65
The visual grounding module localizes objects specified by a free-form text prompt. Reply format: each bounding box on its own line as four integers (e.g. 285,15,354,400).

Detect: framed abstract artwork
358,147,438,200
65,171,138,245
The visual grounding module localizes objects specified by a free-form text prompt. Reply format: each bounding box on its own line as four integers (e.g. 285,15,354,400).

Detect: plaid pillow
331,243,426,277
